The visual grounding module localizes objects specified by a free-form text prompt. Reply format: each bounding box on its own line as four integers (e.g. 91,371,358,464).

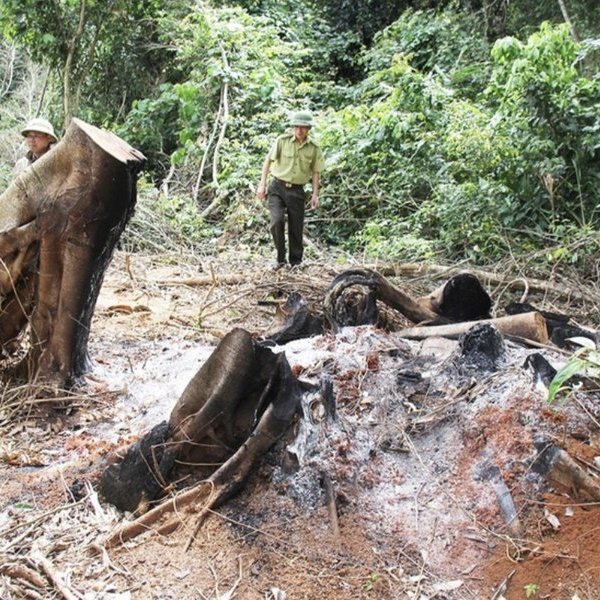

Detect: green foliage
118,82,202,175
504,0,600,40
547,338,600,404
1,2,598,272
524,582,540,598
362,9,490,98
119,3,328,206
307,0,438,47
121,178,220,253
485,23,600,230
355,219,437,261
314,19,600,264
0,0,177,126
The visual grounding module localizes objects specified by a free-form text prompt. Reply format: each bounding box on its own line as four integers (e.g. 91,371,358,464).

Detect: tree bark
62,0,87,126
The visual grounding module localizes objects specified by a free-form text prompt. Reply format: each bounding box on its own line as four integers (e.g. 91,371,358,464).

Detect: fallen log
262,292,324,345
363,261,591,303
105,397,298,549
397,312,549,344
325,268,494,328
418,272,491,321
506,301,598,349
0,562,46,590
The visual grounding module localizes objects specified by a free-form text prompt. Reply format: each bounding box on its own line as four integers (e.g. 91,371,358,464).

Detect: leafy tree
0,0,176,127
452,0,600,41
314,17,600,263
119,4,324,202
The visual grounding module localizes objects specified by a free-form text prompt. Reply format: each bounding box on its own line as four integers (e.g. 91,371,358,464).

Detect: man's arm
256,155,271,200
310,171,320,209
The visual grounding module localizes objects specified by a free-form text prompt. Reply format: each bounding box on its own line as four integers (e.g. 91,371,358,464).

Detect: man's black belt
274,177,304,189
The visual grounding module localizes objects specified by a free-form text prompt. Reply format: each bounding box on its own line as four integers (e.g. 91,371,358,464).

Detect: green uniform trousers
267,178,306,265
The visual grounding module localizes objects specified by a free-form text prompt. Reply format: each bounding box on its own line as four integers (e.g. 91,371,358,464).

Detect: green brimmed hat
289,110,314,127
21,117,58,143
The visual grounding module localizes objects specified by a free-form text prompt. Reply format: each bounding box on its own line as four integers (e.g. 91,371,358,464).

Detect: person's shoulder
276,132,294,142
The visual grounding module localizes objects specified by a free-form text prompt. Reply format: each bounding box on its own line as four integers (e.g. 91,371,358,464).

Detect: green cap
21,117,58,142
289,110,314,127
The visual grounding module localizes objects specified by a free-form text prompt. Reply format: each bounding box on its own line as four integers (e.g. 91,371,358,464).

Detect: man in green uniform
256,110,325,269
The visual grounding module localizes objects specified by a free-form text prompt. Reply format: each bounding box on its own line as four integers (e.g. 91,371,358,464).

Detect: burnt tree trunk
101,328,302,537
0,118,144,385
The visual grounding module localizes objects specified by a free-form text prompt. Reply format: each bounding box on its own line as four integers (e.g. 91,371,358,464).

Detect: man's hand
310,193,319,209
256,182,266,200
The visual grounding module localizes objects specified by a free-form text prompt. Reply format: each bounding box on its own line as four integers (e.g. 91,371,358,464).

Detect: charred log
532,441,600,501
325,269,493,328
100,422,174,514
550,324,598,350
101,328,302,521
0,118,144,386
523,353,557,389
455,322,506,373
325,286,379,328
324,268,440,327
419,273,491,321
263,292,324,345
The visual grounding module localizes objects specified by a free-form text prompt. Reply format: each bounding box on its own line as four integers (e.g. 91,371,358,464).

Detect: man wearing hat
256,110,325,269
13,117,58,176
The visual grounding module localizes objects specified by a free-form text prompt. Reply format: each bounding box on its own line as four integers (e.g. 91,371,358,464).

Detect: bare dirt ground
1,249,600,600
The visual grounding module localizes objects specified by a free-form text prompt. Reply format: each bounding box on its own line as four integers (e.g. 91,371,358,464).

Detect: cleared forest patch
1,250,599,600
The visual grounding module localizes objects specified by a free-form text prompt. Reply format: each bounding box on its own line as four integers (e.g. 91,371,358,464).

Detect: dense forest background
0,0,598,274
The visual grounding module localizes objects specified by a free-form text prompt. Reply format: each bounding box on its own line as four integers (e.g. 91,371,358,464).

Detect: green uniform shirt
268,133,325,185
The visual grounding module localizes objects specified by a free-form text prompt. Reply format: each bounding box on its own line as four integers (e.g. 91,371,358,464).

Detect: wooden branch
31,550,80,600
62,0,87,125
200,44,231,220
152,274,253,287
558,0,580,41
397,312,549,344
192,86,222,202
322,472,342,549
0,562,46,589
212,45,230,187
149,261,590,307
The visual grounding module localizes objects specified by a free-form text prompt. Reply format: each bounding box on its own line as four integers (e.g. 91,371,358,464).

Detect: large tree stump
101,328,302,536
0,118,144,386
